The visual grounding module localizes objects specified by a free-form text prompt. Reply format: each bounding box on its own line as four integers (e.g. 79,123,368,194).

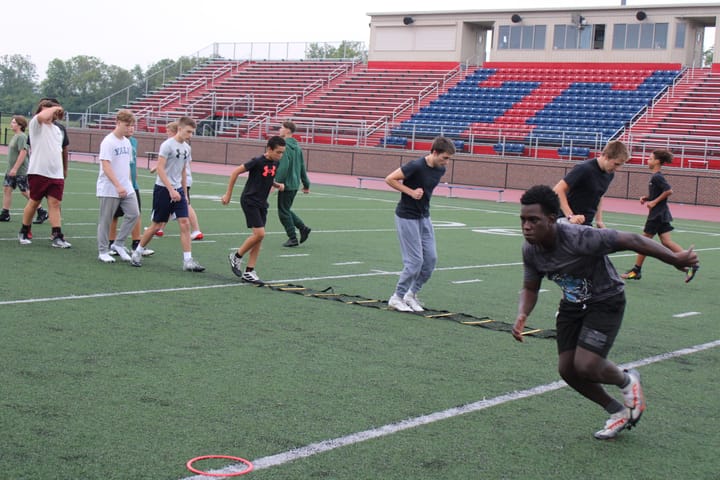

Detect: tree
305,41,366,61
41,55,136,113
0,54,39,114
704,47,714,67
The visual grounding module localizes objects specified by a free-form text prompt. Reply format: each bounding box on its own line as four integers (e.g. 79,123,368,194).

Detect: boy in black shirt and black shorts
222,136,286,283
621,149,699,282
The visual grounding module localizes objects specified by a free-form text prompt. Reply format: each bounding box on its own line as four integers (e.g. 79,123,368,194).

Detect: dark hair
35,97,61,115
431,136,456,155
652,149,673,165
282,120,297,133
267,135,286,150
520,185,561,217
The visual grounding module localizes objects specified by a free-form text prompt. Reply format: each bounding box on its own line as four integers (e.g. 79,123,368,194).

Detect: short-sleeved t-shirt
646,171,672,222
97,132,135,198
395,156,446,219
157,137,191,189
563,159,613,225
522,222,624,304
27,116,65,179
240,155,278,207
6,133,29,176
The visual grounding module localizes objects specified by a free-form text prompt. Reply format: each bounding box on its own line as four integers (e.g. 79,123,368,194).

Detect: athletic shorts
643,218,674,236
555,292,626,358
28,174,64,202
241,200,268,228
114,189,141,218
150,184,188,223
3,174,29,192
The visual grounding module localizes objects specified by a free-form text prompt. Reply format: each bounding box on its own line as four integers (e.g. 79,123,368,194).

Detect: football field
1,160,719,479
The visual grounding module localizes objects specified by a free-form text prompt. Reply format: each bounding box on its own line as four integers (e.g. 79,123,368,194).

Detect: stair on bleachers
622,68,720,168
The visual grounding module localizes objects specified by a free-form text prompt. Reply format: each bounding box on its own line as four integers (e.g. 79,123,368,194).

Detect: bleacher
388,64,681,156
623,68,720,169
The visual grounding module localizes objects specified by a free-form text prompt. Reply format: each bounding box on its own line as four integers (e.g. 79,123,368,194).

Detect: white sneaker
183,258,206,272
190,230,204,240
130,249,143,267
388,294,413,312
110,243,132,262
621,369,646,426
141,248,155,256
593,408,631,440
403,292,425,312
241,270,262,284
98,252,116,263
51,236,72,248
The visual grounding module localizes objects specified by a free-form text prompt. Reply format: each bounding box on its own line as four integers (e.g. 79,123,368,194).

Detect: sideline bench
70,151,99,163
357,177,504,202
145,152,159,169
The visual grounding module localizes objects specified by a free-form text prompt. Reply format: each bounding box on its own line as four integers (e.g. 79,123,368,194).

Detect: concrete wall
68,128,720,206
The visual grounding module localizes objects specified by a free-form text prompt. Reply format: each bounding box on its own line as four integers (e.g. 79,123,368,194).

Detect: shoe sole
241,277,263,285
626,368,645,428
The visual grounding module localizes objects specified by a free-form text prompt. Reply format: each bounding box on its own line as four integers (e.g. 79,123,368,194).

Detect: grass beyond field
1,160,718,479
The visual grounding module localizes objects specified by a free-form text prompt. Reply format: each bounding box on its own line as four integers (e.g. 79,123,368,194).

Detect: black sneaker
299,226,312,244
0,211,10,222
621,267,641,280
283,237,299,247
685,264,700,283
33,208,49,224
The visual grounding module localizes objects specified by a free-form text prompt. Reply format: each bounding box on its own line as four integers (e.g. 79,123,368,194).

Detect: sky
2,0,717,80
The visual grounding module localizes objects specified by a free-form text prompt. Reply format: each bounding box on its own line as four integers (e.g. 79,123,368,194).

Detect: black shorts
643,218,674,236
241,200,268,228
3,174,29,192
555,292,626,358
114,189,141,217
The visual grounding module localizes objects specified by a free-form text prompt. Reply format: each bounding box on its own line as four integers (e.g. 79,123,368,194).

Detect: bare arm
9,148,27,175
595,196,605,228
512,278,541,342
645,189,673,209
385,167,423,200
221,165,247,204
614,231,698,270
553,179,584,224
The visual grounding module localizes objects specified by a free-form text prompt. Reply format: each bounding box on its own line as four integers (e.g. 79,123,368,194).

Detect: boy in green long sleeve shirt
275,120,311,247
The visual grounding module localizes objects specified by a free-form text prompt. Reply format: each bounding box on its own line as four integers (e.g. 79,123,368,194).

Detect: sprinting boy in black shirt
222,136,286,283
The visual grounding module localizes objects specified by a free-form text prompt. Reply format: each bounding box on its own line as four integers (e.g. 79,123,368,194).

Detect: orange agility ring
186,455,254,477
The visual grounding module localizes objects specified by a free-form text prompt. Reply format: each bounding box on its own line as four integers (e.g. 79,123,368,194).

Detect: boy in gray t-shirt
513,185,697,441
130,116,204,272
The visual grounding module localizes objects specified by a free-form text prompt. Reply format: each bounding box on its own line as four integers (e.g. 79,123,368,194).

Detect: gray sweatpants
393,215,437,297
97,195,139,254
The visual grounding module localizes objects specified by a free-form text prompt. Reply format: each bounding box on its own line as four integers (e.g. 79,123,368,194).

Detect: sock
619,371,631,389
1,209,8,214
234,252,242,259
605,399,625,414
20,224,30,234
183,252,192,261
132,240,140,250
135,245,145,254
245,266,254,272
109,240,115,248
51,226,62,238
